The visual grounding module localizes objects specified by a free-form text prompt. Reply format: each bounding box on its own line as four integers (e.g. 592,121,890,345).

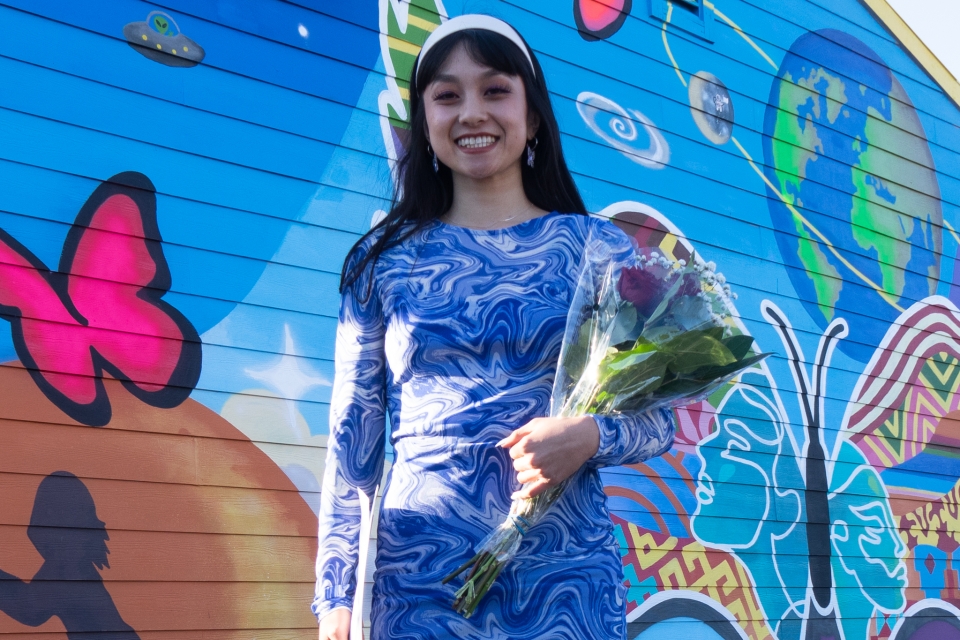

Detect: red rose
617,266,667,318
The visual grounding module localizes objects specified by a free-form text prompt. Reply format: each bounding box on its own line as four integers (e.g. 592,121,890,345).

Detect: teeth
457,135,496,148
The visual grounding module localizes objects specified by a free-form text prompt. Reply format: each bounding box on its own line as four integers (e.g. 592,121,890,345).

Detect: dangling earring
427,144,438,173
526,137,538,168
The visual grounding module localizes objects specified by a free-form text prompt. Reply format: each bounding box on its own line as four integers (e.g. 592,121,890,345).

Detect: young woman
315,15,675,640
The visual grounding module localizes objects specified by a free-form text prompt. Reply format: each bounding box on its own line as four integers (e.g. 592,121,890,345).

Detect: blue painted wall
0,0,958,638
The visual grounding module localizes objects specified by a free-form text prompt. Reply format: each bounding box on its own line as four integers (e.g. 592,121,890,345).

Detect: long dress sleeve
588,408,675,467
313,241,387,620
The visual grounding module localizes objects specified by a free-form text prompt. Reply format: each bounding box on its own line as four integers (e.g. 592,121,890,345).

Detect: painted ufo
123,11,205,68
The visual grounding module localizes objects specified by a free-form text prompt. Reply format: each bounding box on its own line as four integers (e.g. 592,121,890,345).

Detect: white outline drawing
576,92,670,169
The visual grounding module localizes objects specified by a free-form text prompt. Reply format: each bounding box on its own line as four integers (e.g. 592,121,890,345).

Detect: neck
444,164,546,229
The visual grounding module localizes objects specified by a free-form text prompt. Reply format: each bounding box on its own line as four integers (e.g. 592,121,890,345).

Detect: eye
486,84,511,95
432,89,457,101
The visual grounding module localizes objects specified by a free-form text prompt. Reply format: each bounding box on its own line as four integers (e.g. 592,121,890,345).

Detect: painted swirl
314,212,676,639
576,91,670,168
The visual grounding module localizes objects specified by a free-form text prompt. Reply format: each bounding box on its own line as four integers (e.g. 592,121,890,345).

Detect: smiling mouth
456,135,498,149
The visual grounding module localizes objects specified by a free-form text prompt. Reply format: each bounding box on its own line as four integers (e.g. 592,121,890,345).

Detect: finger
512,477,551,500
512,452,532,471
497,425,532,448
516,468,540,485
497,432,520,448
510,434,538,460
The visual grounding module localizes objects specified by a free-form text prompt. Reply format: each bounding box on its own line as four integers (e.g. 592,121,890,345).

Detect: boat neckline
433,210,561,234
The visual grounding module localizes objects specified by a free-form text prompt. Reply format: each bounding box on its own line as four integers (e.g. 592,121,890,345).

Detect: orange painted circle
0,363,319,637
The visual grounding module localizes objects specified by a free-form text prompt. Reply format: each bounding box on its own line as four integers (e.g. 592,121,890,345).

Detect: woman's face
423,43,538,182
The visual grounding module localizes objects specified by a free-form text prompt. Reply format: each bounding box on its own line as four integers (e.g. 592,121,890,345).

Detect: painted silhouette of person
0,471,139,638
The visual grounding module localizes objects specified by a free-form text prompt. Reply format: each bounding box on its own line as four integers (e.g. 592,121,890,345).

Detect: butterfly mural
0,171,201,426
601,204,960,640
692,301,909,640
0,171,321,638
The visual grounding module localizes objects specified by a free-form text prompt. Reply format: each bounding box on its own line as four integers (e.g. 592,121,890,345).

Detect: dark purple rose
618,266,667,318
677,270,702,298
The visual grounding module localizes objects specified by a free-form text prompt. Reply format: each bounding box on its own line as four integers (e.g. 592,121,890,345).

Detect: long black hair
340,24,587,294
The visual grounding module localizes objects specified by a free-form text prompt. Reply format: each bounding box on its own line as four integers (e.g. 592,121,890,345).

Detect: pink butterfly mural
0,172,201,426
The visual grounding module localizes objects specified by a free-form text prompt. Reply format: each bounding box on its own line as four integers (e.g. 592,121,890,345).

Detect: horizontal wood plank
0,580,316,633
0,526,315,583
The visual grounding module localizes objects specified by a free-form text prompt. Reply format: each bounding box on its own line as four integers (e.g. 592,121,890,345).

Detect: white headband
416,14,536,80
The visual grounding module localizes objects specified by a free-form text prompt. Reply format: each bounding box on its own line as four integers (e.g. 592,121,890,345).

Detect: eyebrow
432,69,511,83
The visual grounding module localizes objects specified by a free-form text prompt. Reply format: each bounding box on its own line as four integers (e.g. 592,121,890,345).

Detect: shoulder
344,221,423,271
587,214,632,240
551,213,635,254
340,224,402,301
345,225,389,267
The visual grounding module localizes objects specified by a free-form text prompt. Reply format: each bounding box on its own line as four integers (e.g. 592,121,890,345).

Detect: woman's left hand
498,416,600,500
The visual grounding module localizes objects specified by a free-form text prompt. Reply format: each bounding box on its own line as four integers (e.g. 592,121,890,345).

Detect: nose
458,90,488,127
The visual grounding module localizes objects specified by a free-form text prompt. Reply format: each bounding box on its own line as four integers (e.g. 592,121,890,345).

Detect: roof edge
859,0,960,109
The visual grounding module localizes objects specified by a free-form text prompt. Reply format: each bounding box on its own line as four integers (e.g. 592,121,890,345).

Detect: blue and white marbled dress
313,212,675,639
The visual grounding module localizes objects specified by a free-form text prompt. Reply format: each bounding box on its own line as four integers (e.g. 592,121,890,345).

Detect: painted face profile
828,440,908,613
692,385,802,548
28,471,110,571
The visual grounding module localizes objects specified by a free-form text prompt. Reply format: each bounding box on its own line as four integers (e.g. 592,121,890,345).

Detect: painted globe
762,29,942,362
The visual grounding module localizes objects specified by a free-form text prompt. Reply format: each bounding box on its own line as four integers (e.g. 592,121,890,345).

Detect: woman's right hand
319,608,352,640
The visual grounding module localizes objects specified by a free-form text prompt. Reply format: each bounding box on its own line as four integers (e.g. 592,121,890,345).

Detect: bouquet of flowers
442,236,770,617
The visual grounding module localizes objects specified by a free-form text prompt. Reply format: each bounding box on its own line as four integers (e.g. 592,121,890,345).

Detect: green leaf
562,318,598,380
685,352,771,382
661,331,735,375
577,318,595,349
704,326,726,341
642,272,685,327
603,339,658,372
608,303,640,345
599,354,669,399
563,342,588,381
657,377,714,397
722,334,756,361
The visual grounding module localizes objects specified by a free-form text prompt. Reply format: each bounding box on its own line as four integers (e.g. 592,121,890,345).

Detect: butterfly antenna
811,319,848,430
760,301,814,429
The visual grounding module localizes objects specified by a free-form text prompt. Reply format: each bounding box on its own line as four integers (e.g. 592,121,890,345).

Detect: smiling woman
338,14,587,289
314,14,675,640
417,23,533,168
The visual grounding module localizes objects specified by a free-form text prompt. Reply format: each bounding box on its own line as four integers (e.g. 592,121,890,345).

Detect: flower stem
442,552,482,585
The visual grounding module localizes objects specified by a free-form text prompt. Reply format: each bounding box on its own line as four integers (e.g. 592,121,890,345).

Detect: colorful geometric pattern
609,208,693,265
896,478,960,624
613,515,773,640
854,353,960,475
845,299,960,443
901,480,960,560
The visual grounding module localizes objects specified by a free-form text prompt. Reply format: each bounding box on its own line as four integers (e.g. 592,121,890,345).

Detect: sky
886,0,960,82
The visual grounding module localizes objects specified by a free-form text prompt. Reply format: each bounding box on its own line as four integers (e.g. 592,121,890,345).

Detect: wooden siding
0,0,958,638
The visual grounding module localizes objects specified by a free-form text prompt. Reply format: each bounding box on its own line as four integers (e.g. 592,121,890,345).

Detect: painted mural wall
0,0,958,638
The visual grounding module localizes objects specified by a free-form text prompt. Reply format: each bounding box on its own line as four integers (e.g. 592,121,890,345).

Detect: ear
527,110,541,141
